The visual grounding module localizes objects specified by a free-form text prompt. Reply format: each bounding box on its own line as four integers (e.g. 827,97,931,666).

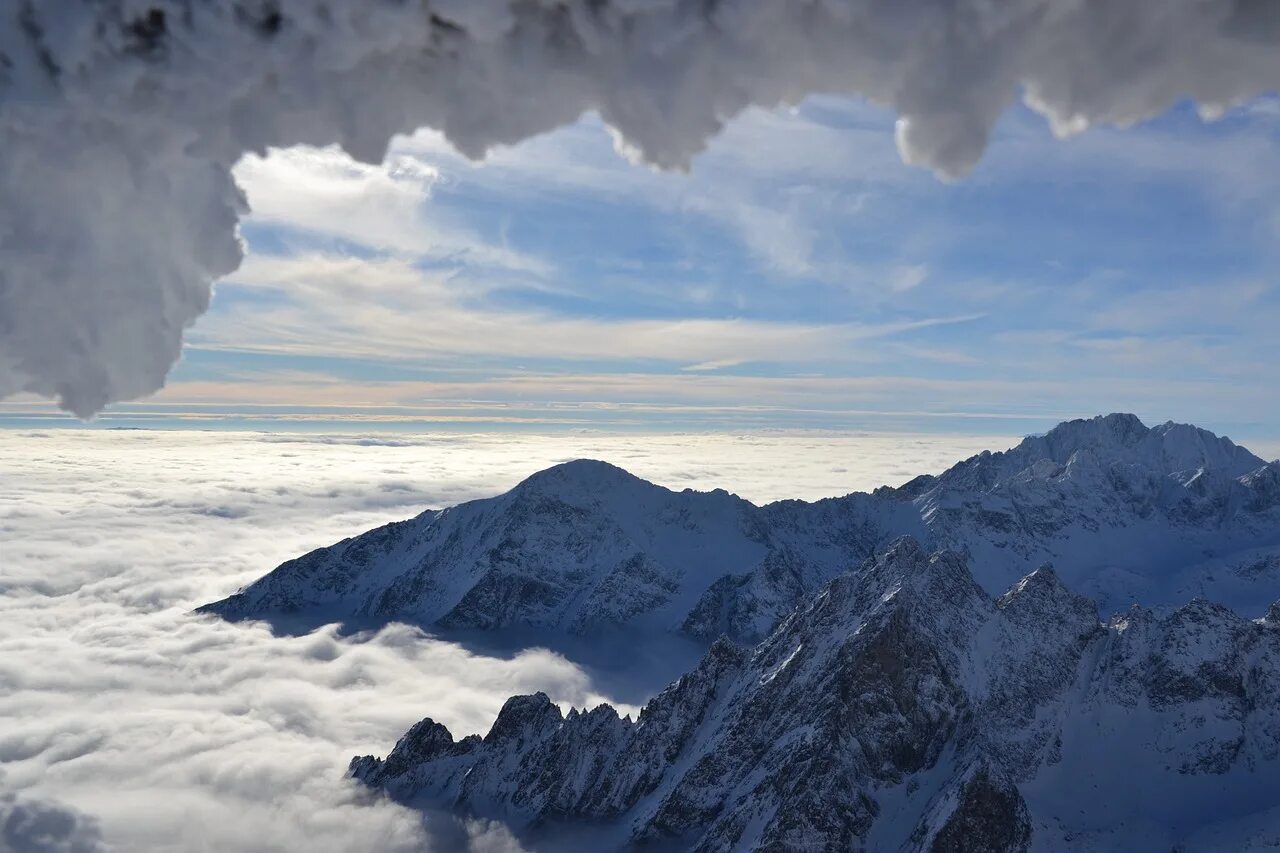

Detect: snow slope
200,415,1280,640
350,538,1280,852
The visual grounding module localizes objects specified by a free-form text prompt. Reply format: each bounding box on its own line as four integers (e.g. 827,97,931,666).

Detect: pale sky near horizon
3,94,1278,445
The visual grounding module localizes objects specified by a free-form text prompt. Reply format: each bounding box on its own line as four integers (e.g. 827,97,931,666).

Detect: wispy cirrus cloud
196,252,984,368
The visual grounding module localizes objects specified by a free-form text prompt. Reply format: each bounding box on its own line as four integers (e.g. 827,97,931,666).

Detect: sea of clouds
0,428,1007,852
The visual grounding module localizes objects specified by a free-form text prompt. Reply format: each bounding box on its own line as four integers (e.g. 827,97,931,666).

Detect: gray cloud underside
0,792,107,853
1,0,1278,416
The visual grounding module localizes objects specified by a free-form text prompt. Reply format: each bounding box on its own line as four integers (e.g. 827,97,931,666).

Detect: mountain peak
1093,411,1148,433
996,563,1099,636
516,458,640,489
1003,413,1264,479
485,693,562,745
997,563,1063,604
862,536,965,592
508,459,661,505
1028,413,1150,457
383,718,459,769
878,534,930,565
1148,420,1264,476
1167,596,1242,627
854,537,989,617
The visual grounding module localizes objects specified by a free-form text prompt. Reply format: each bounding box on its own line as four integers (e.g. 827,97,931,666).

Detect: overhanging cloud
1,0,1277,416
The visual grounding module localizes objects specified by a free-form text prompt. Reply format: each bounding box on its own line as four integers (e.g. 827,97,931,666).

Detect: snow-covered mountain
199,414,1280,639
350,538,1280,852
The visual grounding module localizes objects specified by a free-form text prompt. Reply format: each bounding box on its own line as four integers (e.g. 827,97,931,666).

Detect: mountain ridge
198,414,1280,642
350,538,1280,851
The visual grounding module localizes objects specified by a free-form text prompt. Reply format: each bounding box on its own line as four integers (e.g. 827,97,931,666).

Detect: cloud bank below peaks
2,0,1278,416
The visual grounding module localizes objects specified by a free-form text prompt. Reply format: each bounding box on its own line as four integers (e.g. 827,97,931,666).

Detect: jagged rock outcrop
915,763,1033,853
350,539,1280,851
201,415,1280,642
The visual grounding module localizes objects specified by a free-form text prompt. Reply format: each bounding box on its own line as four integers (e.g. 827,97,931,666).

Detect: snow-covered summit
199,414,1280,641
1028,413,1263,476
912,413,1265,495
351,540,1280,851
512,458,653,499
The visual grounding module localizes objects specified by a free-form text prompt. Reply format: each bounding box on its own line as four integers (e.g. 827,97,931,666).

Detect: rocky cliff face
350,539,1280,852
199,415,1280,643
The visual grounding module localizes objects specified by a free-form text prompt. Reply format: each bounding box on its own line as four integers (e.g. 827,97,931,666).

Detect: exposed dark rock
925,766,1032,853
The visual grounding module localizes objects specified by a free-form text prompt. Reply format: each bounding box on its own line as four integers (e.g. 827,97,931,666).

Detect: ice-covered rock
352,539,1280,851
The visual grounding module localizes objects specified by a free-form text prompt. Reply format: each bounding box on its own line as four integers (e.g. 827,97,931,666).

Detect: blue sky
7,95,1279,444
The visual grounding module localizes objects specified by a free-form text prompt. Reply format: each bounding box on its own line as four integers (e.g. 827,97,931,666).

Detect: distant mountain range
200,414,1280,640
351,538,1280,851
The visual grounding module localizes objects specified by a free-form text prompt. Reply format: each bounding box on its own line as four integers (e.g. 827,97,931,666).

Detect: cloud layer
2,0,1278,416
0,427,1012,850
0,792,107,853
